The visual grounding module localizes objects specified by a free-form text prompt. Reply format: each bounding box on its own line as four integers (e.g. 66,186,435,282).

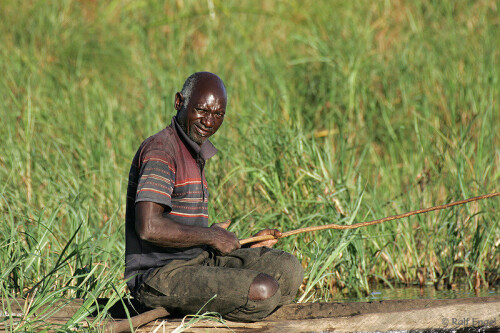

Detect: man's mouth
194,124,211,137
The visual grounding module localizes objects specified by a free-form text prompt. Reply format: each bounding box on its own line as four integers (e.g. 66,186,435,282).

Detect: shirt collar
172,116,218,161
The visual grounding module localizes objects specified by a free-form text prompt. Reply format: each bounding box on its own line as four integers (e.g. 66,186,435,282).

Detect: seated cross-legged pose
124,72,304,322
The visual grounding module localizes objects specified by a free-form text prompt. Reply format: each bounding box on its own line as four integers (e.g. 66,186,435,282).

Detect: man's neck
172,116,217,161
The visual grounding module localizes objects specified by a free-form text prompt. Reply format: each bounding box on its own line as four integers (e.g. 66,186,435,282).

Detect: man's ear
175,92,184,111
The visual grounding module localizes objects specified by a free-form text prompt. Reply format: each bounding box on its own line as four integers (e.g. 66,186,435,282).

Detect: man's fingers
250,239,278,248
253,228,282,237
212,219,231,229
271,229,282,237
218,219,231,229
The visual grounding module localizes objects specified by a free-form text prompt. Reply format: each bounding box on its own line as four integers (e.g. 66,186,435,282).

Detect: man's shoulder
141,126,178,154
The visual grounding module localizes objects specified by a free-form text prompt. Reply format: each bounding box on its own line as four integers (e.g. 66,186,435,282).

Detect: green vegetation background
0,0,498,329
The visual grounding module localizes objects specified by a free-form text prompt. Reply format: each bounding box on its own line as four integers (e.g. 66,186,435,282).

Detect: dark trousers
135,247,304,322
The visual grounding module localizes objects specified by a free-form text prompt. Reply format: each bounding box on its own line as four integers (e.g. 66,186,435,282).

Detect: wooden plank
267,295,500,320
134,297,500,332
0,297,142,319
2,296,499,332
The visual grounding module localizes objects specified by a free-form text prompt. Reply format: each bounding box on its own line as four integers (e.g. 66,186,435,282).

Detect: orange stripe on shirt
136,188,172,198
175,179,203,187
169,211,209,218
143,157,175,173
145,174,173,184
172,198,205,203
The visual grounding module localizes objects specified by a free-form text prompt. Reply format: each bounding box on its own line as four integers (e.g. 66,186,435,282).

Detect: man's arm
135,201,241,255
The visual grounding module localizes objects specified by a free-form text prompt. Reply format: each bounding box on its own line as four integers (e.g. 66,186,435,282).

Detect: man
125,72,303,322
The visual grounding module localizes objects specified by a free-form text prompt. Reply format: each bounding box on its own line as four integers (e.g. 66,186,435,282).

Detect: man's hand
209,220,241,255
212,219,232,230
248,229,282,248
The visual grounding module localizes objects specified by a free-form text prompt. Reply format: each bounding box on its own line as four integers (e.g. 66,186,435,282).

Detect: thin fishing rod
240,192,499,245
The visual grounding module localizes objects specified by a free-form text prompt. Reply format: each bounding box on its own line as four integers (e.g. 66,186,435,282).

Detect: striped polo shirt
124,116,217,292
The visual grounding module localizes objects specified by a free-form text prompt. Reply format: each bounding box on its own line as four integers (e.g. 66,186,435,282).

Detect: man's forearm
135,201,240,254
138,215,218,248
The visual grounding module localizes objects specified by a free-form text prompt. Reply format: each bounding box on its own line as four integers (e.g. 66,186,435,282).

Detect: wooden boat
2,295,499,332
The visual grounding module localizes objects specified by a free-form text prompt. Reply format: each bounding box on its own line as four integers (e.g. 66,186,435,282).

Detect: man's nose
201,113,214,127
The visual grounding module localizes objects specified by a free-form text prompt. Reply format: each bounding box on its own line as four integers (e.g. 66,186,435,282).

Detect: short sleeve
135,152,176,210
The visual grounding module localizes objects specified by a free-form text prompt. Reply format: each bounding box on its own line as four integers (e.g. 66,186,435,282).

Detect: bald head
178,72,227,113
175,72,227,145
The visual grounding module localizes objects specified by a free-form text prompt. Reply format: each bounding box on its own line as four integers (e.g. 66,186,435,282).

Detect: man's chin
189,133,207,145
189,127,211,145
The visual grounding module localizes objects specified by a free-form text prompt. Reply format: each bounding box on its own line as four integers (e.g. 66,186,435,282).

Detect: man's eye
216,113,224,118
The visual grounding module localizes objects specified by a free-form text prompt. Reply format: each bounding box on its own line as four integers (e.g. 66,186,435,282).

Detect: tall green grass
1,0,498,330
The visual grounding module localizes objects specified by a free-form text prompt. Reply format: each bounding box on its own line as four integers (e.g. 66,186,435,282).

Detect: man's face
176,78,227,145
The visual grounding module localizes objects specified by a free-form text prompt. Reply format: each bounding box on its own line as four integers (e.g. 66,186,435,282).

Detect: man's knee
248,273,279,301
224,273,281,322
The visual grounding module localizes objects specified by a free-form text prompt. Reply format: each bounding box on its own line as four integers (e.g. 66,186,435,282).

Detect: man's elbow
135,201,166,243
135,220,158,243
